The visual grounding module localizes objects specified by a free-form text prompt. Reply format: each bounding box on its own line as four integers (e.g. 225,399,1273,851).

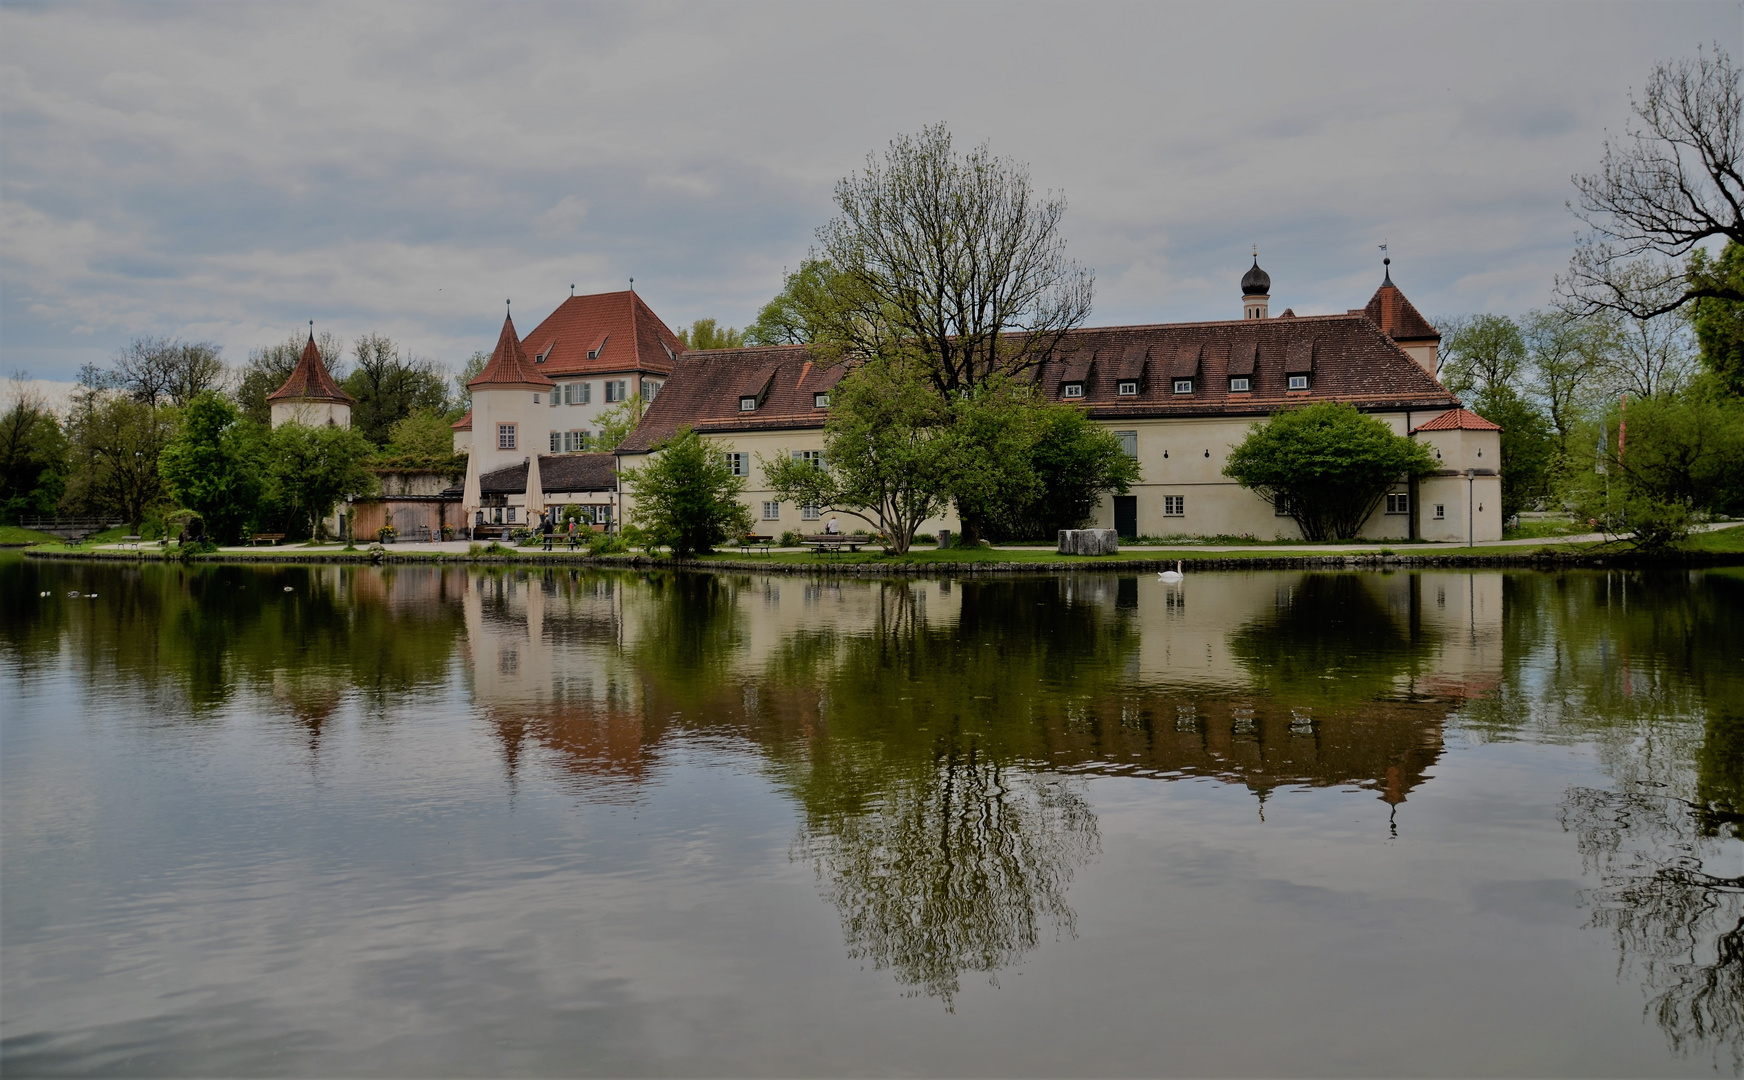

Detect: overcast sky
1,1,1737,390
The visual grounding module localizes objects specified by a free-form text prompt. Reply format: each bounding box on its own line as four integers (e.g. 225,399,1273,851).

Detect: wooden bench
121,535,141,549
804,533,868,554
249,533,285,546
737,534,775,556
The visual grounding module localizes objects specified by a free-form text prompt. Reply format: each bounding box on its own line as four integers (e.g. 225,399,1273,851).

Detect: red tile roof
619,314,1462,453
515,291,684,380
452,410,472,431
1364,282,1439,342
1412,407,1500,432
267,333,354,404
468,312,553,389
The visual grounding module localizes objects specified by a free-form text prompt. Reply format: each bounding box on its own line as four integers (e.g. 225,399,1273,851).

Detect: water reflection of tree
1227,573,1437,705
1561,725,1744,1069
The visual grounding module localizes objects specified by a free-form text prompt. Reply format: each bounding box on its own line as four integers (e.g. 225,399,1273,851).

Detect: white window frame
506,507,516,523
814,392,830,408
1062,382,1084,399
1164,495,1185,517
1173,379,1194,394
792,450,822,469
740,396,757,412
1385,493,1409,515
1117,380,1138,396
762,501,780,521
533,393,541,404
498,424,517,450
1115,430,1137,458
801,503,821,521
642,379,661,400
1229,377,1250,392
722,452,747,476
1434,504,1446,520
605,380,628,403
1288,374,1309,390
550,430,561,452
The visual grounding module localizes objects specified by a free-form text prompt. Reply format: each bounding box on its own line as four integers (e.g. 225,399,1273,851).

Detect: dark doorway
1114,495,1137,538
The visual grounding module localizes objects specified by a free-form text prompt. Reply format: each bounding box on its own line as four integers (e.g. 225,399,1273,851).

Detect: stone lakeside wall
23,547,1744,574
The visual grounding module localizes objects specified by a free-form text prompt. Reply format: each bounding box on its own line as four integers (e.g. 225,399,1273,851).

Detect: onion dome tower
1241,251,1270,320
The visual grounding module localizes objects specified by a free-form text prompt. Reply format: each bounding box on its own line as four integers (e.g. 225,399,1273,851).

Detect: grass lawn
0,525,62,546
1685,523,1744,552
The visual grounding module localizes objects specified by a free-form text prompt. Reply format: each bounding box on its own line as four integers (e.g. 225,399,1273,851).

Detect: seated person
824,516,840,536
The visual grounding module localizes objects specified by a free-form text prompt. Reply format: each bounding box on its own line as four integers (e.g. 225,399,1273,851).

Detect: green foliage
1441,314,1525,397
60,391,176,528
623,427,752,557
677,319,745,351
1472,385,1556,518
763,359,954,554
158,392,264,544
1223,402,1439,541
341,334,452,447
1687,242,1744,396
994,403,1140,538
1568,393,1744,547
0,389,67,523
778,529,803,547
589,393,643,451
456,351,489,409
940,379,1040,544
259,423,377,540
745,259,863,347
372,408,466,475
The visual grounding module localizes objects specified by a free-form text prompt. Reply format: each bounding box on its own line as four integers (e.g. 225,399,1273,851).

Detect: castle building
613,257,1503,544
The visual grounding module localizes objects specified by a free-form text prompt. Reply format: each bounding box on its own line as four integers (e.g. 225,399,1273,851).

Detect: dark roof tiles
478,453,617,494
267,333,354,404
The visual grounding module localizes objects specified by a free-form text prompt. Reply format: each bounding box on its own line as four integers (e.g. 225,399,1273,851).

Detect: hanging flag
1597,419,1607,474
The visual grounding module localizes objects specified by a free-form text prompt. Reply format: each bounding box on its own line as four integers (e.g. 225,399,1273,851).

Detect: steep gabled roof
267,332,355,404
513,291,684,380
468,312,553,389
620,313,1461,451
1412,407,1501,432
1364,279,1439,342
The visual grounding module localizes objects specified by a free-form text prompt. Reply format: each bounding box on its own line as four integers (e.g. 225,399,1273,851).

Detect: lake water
2,555,1740,1077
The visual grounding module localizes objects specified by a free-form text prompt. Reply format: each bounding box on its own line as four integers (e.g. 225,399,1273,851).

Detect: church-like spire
267,323,353,404
467,307,553,389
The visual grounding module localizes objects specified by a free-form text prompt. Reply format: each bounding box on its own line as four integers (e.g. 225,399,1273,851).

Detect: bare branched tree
817,124,1094,395
113,337,226,408
1560,44,1743,318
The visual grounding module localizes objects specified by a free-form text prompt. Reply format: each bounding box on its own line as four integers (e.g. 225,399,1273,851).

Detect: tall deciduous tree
261,423,377,539
60,392,176,529
817,124,1093,394
1224,402,1439,541
342,334,452,447
763,359,956,554
159,392,263,544
0,382,67,523
745,259,866,346
113,337,227,407
623,427,752,557
1521,310,1611,465
1560,45,1743,318
1441,314,1526,398
1471,386,1555,518
1686,241,1744,395
998,404,1140,539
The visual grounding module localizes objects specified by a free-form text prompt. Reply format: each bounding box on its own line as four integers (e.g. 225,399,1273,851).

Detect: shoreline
20,545,1744,574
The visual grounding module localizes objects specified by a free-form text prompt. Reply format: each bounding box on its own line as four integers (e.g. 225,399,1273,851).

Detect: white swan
1158,560,1183,584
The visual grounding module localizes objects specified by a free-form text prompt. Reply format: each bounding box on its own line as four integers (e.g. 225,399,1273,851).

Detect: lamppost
1465,468,1476,547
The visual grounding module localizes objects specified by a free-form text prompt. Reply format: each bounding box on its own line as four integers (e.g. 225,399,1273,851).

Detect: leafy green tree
235,331,345,424
996,403,1140,539
1686,241,1744,396
623,426,752,557
676,319,745,350
341,334,452,447
376,408,465,472
1568,393,1744,547
589,393,643,451
261,423,377,539
0,385,67,523
763,359,955,554
939,379,1043,545
1472,386,1555,518
159,392,264,544
1441,314,1525,398
745,258,864,346
60,392,176,529
1522,309,1612,471
456,351,489,409
1224,402,1439,541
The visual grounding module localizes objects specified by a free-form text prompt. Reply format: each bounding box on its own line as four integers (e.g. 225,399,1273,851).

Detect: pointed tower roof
468,310,553,389
268,331,355,404
1363,261,1439,343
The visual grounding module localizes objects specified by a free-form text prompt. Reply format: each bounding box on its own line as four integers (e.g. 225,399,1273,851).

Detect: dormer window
814,392,830,408
1117,381,1138,396
1229,377,1251,392
1173,379,1194,394
1063,382,1084,399
1288,374,1309,391
740,396,758,412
